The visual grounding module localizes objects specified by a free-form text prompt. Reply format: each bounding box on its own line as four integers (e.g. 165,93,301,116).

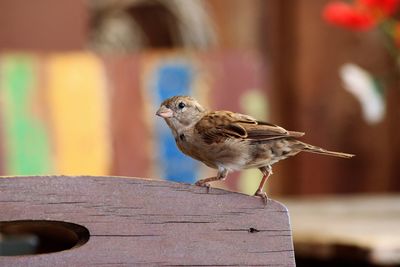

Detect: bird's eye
178,102,186,109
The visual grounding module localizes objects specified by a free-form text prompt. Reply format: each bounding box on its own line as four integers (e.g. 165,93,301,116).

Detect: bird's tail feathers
301,143,355,158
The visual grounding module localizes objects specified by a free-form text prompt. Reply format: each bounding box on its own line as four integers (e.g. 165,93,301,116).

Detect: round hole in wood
0,220,90,256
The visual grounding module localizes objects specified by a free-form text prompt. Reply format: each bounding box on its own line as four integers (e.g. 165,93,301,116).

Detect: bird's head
156,96,206,133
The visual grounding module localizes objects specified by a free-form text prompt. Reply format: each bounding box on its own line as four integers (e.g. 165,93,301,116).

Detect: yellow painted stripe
46,53,111,175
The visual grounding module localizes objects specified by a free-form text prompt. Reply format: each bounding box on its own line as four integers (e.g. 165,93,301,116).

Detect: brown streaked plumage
156,96,354,202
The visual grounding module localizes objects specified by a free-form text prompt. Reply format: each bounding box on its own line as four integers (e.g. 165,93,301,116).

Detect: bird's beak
156,105,173,118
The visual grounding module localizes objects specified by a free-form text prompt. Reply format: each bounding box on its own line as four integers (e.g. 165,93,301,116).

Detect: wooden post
0,176,295,266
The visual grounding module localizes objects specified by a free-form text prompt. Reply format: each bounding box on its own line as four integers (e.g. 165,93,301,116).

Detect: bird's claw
254,190,269,205
195,180,211,193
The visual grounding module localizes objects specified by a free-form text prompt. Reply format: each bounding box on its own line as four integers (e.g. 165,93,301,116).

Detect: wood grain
0,176,295,266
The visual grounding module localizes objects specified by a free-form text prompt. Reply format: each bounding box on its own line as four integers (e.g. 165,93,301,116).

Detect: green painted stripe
0,55,52,175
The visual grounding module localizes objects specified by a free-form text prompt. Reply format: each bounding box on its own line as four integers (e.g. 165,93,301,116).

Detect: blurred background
1,0,400,265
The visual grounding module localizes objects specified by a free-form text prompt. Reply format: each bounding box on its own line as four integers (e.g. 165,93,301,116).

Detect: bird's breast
174,131,221,169
179,134,252,171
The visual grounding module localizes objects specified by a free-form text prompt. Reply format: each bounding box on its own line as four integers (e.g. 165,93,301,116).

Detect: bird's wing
195,111,304,144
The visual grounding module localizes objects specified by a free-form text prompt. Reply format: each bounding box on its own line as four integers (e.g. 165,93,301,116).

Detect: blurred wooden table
282,195,400,266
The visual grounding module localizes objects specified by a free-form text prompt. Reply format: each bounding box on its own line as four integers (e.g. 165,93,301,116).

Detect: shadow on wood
0,176,295,266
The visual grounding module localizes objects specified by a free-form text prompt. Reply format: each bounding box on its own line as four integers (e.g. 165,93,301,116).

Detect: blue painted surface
154,62,198,183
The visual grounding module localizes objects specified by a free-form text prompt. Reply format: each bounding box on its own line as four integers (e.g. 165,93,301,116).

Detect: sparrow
156,96,354,202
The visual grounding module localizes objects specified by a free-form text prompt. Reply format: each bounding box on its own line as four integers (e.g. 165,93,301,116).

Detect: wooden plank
283,195,400,265
102,55,151,178
46,54,111,175
0,54,53,175
262,1,302,195
144,56,199,183
0,176,295,266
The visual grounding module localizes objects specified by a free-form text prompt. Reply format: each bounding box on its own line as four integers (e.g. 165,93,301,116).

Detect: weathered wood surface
283,195,400,265
0,176,295,266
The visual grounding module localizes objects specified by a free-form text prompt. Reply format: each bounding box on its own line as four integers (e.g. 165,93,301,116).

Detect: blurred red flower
323,2,376,30
323,0,400,31
359,0,399,16
323,0,400,118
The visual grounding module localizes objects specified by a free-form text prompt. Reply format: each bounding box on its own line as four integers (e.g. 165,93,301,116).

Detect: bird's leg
195,168,228,193
254,166,273,204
